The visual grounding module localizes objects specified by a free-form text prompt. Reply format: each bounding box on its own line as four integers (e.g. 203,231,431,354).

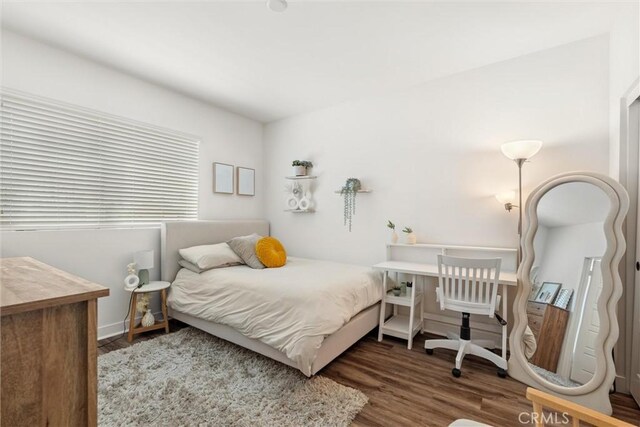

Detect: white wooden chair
526,387,634,427
425,255,507,378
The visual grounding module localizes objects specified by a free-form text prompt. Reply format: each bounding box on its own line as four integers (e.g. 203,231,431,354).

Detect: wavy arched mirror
508,172,628,415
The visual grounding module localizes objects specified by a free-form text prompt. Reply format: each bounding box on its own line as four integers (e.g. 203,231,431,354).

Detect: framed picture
534,282,561,304
553,289,574,310
236,167,255,196
529,282,542,302
213,162,234,194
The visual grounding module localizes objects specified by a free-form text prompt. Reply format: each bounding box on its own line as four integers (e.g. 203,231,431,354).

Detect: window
0,90,199,230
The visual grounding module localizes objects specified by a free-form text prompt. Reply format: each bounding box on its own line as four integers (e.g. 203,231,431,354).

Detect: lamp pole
516,158,525,267
500,139,542,268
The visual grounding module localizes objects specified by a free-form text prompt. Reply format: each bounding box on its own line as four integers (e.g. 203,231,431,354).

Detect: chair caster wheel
426,348,434,355
497,368,507,378
452,368,461,378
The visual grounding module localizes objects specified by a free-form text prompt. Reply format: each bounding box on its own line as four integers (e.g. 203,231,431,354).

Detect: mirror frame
508,172,629,415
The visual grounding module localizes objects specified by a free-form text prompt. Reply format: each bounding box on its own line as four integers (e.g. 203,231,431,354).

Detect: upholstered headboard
161,220,270,282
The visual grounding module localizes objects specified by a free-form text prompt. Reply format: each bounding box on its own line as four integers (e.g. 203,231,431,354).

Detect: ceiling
1,1,633,122
537,182,610,228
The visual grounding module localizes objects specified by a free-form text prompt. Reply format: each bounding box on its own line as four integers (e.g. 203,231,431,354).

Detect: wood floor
98,320,640,426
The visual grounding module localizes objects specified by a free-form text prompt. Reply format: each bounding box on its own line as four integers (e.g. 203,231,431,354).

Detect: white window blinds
0,90,199,230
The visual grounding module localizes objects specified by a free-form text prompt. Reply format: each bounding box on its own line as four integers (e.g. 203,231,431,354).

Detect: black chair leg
460,313,470,341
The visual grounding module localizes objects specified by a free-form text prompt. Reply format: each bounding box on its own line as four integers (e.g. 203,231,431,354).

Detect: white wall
264,36,610,266
263,35,610,345
0,31,265,338
535,222,606,296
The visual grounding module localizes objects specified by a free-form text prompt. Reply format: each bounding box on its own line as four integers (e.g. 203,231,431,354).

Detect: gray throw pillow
227,233,265,269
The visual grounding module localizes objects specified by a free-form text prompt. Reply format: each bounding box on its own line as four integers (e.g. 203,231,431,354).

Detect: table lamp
134,250,154,286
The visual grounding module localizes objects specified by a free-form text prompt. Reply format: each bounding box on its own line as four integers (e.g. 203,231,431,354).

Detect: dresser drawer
527,301,547,317
528,314,544,336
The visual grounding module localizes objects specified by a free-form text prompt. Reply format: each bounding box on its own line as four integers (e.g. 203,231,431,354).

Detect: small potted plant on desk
403,226,417,245
292,160,313,176
387,220,398,244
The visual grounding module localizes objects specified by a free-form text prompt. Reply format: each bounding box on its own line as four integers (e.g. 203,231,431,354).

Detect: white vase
406,232,417,245
293,166,306,176
390,231,398,244
141,310,155,327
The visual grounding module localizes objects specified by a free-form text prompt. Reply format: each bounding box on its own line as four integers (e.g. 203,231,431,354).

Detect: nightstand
126,280,170,342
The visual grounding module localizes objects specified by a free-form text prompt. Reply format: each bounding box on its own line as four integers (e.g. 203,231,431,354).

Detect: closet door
571,259,603,384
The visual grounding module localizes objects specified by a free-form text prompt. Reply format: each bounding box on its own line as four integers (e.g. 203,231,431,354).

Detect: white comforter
167,257,382,376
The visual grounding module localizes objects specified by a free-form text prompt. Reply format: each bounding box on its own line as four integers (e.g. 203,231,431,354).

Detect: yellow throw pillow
255,237,287,268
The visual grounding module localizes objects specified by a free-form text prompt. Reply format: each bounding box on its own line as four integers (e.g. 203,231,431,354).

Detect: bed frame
161,220,380,376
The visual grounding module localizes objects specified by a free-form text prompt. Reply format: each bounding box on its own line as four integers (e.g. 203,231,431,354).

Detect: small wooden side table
127,280,170,342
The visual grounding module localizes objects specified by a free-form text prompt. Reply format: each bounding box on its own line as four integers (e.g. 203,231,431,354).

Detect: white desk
372,261,517,353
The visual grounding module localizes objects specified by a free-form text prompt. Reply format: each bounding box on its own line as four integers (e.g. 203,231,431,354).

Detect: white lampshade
134,250,154,270
500,140,543,160
495,191,516,205
266,0,287,12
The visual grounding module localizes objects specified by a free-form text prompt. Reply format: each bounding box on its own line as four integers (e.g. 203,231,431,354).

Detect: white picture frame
553,288,574,310
213,162,234,194
237,167,255,196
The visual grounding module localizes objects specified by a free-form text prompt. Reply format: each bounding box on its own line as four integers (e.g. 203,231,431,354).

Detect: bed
161,220,382,376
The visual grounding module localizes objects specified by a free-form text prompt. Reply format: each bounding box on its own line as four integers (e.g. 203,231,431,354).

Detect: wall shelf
285,175,316,212
284,209,315,213
334,189,372,194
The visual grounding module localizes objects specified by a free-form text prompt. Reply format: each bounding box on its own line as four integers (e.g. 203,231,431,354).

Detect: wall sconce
495,191,517,212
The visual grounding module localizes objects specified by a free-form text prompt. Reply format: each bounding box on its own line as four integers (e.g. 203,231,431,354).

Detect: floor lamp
499,140,543,266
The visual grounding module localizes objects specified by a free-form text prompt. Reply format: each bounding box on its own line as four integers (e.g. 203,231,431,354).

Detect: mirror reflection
525,182,610,387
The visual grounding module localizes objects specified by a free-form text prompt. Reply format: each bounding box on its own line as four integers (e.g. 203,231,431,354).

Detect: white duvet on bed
167,257,382,376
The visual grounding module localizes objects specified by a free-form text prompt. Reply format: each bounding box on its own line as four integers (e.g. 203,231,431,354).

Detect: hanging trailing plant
340,178,361,232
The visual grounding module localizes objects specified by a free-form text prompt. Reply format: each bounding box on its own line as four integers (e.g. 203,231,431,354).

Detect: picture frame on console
533,281,561,304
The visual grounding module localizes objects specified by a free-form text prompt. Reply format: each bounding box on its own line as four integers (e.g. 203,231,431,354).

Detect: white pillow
179,243,244,271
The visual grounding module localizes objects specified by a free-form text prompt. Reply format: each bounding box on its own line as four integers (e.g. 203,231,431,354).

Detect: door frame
617,78,640,393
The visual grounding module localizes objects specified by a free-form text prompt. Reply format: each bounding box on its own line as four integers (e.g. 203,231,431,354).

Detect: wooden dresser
527,301,570,372
526,300,547,339
1,257,109,427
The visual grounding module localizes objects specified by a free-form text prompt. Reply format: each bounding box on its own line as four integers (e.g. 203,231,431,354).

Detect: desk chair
425,255,507,378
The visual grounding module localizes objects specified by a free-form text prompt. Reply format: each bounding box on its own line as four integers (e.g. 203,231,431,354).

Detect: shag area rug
98,327,368,426
529,363,581,388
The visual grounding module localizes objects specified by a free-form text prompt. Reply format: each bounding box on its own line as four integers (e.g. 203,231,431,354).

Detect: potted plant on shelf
392,286,402,296
403,226,417,244
387,220,398,244
340,178,361,232
292,160,313,176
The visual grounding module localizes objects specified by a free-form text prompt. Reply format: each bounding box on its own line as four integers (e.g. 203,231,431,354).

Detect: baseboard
422,312,505,349
98,310,163,340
